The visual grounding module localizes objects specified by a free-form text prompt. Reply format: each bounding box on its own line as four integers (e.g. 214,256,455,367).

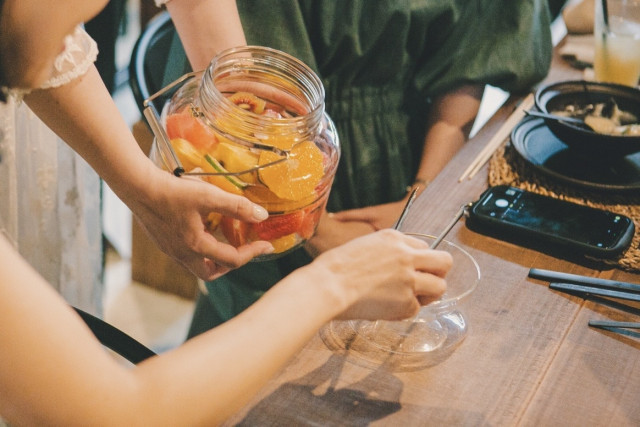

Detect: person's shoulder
563,0,595,35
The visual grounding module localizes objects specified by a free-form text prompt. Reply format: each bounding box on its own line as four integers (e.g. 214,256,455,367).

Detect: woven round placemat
488,142,640,272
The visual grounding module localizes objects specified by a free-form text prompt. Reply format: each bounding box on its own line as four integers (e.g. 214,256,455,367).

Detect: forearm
0,235,342,426
414,84,484,188
24,65,158,205
131,264,343,425
167,0,247,70
2,229,443,425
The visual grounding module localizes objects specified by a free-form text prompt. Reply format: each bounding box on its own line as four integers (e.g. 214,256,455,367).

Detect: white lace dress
0,27,104,315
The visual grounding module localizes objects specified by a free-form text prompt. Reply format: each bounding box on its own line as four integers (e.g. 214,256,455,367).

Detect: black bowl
534,80,640,157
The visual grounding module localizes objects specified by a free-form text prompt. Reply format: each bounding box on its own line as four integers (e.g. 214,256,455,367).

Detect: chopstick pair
588,320,640,338
549,282,640,302
529,268,640,338
529,268,640,302
394,188,470,250
588,320,640,330
530,268,640,334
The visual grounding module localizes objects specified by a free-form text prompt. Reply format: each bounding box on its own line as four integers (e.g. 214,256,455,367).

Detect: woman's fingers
414,272,447,304
183,177,268,223
400,233,453,278
179,234,274,281
324,229,453,320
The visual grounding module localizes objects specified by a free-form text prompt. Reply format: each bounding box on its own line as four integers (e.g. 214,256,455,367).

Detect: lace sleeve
40,26,98,90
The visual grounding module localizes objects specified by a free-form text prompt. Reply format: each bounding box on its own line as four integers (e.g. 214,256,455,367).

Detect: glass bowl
323,234,481,370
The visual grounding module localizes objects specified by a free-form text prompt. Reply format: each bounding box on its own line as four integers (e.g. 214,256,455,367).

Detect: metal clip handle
143,105,184,177
142,71,203,177
142,70,302,178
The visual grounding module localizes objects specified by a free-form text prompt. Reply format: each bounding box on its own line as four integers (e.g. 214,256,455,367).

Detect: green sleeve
410,0,553,98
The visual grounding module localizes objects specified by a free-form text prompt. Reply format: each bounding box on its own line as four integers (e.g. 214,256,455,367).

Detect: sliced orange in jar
260,133,299,151
170,137,207,172
243,185,316,213
258,141,324,201
204,175,244,196
202,155,246,196
214,141,259,184
268,233,299,253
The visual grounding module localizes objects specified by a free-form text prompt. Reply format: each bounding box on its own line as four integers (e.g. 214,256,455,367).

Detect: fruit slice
258,141,324,200
220,217,251,247
243,185,287,205
260,133,299,151
205,212,223,233
215,142,259,183
243,185,314,213
299,203,324,240
228,92,266,114
269,233,298,253
171,137,207,171
178,155,243,196
253,211,304,241
205,154,248,190
205,174,244,196
166,110,218,151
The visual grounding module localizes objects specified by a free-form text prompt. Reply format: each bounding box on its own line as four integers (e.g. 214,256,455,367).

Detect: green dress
164,0,554,336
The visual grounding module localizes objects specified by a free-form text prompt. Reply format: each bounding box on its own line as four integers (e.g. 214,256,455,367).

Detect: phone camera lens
495,199,509,208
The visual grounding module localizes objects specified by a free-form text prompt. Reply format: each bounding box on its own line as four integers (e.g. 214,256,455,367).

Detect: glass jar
144,46,340,260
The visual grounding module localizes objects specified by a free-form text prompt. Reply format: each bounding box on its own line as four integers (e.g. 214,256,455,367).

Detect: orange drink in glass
594,0,640,87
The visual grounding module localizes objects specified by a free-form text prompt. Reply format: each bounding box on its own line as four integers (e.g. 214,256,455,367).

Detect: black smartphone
467,185,635,259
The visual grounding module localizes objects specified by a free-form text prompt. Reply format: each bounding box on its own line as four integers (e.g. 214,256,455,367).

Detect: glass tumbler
594,0,640,86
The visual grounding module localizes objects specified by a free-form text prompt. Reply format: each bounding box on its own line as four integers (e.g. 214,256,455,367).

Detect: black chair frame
129,11,190,116
74,307,156,364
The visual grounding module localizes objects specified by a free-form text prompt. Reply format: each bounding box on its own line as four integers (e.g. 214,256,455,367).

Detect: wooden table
225,34,640,426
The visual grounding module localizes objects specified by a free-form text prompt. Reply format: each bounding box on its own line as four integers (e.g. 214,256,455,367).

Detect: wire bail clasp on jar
142,71,291,179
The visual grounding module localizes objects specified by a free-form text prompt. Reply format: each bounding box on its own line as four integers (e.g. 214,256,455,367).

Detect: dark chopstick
550,282,640,302
531,269,640,334
582,294,640,317
393,188,418,231
589,320,640,329
529,268,640,294
430,203,472,249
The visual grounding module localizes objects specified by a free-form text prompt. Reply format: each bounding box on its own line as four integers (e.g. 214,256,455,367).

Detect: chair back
128,11,191,114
